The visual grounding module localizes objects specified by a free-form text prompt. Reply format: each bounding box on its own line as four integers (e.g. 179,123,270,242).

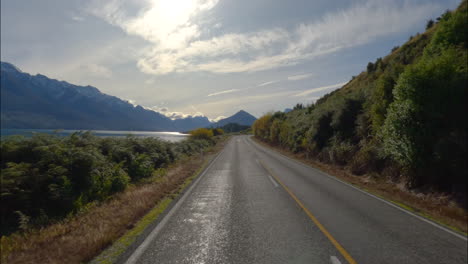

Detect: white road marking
330,256,342,264
267,175,279,188
256,158,279,188
247,136,468,241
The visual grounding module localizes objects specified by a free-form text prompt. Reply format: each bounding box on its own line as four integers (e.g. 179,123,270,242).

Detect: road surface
123,135,467,264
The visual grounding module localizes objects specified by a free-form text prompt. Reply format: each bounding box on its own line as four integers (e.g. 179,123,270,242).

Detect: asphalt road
124,135,467,264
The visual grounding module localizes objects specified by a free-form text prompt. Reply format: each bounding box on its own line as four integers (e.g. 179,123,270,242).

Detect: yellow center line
258,160,358,264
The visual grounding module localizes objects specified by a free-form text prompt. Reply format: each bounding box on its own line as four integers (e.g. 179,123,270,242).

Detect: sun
157,0,197,24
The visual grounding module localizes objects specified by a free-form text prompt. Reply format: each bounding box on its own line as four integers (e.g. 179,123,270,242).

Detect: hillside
1,63,221,132
253,1,467,204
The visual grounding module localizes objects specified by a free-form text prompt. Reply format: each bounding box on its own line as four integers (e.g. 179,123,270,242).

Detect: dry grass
253,138,468,234
0,139,228,264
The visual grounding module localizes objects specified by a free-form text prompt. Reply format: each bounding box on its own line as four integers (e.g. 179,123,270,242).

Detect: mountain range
0,62,256,132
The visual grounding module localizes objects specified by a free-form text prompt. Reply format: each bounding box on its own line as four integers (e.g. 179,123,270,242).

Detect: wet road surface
124,136,467,264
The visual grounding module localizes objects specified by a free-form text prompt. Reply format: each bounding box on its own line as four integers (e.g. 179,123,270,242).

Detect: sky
0,0,460,121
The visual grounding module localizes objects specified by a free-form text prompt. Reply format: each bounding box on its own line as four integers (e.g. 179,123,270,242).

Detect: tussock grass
0,139,227,264
253,138,468,234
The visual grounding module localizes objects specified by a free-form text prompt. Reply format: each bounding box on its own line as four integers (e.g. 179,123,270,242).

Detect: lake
0,129,189,142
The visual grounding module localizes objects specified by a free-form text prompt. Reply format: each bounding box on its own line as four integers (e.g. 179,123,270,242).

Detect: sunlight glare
156,0,197,27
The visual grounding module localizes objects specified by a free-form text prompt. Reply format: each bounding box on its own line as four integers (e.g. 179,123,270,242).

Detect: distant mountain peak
212,110,257,127
1,61,22,73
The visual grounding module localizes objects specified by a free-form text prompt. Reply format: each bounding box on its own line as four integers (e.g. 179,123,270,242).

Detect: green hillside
253,1,467,204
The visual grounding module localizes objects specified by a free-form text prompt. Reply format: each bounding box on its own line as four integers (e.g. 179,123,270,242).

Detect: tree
269,119,282,143
252,114,272,140
426,19,434,30
293,103,304,110
382,48,467,189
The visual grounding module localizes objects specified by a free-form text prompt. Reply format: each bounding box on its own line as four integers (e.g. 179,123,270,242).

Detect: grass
252,137,468,235
0,137,229,264
89,198,173,264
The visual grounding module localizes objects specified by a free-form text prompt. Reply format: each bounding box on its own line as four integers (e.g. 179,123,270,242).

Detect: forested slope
253,1,467,204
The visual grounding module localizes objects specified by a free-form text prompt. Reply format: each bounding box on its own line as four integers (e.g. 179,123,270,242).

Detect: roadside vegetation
215,123,251,133
253,2,467,229
1,129,227,263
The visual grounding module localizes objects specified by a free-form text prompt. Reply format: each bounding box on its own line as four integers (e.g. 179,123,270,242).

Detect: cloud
89,0,440,75
123,101,208,120
257,80,279,87
71,16,85,21
207,89,239,97
288,73,313,81
147,106,206,120
88,0,219,49
145,78,156,85
125,99,138,107
82,63,112,78
210,115,226,122
200,91,295,110
293,82,347,97
166,111,205,119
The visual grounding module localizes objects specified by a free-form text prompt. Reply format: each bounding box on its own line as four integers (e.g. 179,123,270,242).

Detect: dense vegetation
253,2,467,204
216,123,251,133
0,132,218,235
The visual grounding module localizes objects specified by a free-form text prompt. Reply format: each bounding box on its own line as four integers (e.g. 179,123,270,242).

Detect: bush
252,113,272,140
269,119,282,143
426,19,434,30
189,128,213,140
310,111,333,150
327,136,355,166
212,128,224,136
382,47,467,189
368,64,404,133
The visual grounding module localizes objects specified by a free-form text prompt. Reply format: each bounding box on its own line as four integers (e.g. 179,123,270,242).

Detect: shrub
327,136,355,166
189,128,214,140
426,19,434,30
310,111,333,150
269,119,282,143
382,47,467,189
128,154,154,181
212,128,224,136
252,113,272,140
